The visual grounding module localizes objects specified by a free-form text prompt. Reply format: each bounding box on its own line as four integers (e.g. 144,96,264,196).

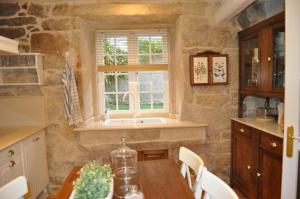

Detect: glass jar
125,185,144,199
111,137,138,198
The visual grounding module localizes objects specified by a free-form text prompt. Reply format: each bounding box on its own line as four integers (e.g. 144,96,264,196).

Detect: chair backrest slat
200,168,239,199
0,176,28,199
179,147,204,199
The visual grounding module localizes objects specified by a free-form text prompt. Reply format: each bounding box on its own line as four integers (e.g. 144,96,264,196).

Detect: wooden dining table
51,159,194,199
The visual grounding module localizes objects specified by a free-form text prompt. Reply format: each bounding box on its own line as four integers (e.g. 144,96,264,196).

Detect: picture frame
190,51,228,86
211,54,228,85
190,54,209,85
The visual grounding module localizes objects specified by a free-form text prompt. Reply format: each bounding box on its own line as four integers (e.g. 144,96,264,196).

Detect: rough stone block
28,3,47,18
0,27,25,39
31,33,70,56
0,17,37,26
196,94,230,107
0,3,20,16
42,18,79,31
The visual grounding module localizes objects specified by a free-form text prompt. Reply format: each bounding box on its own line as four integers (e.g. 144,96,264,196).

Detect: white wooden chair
198,167,239,199
0,176,28,199
179,147,204,199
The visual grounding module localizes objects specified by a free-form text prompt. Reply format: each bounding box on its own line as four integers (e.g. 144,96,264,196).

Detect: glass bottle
111,137,138,198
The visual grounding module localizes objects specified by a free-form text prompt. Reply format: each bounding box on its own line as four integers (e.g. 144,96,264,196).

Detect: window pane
140,93,151,110
139,73,151,92
118,94,129,110
104,55,115,65
103,38,115,54
152,72,164,92
105,94,116,110
138,37,150,53
116,55,128,65
151,55,163,64
104,74,116,92
153,93,164,109
117,74,128,92
139,55,150,64
115,37,128,54
139,72,164,92
151,36,162,53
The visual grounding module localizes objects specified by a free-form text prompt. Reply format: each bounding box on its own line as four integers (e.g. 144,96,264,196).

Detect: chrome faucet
122,92,136,119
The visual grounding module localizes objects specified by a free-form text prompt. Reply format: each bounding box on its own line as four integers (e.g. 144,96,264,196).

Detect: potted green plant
70,161,113,199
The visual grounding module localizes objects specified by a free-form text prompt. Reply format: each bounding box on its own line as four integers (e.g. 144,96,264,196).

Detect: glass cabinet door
272,25,285,89
240,36,259,89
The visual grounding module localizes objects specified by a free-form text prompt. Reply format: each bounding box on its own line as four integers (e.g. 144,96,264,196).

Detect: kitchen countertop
231,117,283,138
0,125,46,151
74,118,208,131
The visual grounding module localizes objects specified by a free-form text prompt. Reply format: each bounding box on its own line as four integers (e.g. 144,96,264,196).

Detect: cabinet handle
239,128,245,133
9,160,15,168
247,165,251,170
33,137,40,142
267,57,272,61
270,142,277,148
257,172,261,177
8,150,14,157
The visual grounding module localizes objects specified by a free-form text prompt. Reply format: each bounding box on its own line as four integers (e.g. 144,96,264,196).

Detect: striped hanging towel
62,63,83,126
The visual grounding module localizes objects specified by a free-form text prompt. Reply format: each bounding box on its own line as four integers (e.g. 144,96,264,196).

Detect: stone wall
0,1,93,192
171,6,239,181
0,0,239,192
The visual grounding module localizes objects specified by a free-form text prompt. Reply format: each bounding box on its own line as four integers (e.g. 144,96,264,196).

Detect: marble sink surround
75,118,207,161
75,118,208,131
231,117,283,138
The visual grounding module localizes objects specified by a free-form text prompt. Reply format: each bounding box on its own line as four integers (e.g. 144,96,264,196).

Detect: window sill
74,118,208,132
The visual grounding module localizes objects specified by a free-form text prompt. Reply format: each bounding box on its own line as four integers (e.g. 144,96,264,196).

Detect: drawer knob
257,172,261,177
270,142,277,148
247,165,251,170
8,150,14,157
33,137,40,142
9,160,15,168
267,57,272,61
239,128,245,133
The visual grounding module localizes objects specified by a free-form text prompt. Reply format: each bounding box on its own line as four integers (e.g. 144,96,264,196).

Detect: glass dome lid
111,137,137,159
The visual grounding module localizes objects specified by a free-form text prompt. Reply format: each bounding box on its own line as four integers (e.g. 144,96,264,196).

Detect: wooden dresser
231,119,283,199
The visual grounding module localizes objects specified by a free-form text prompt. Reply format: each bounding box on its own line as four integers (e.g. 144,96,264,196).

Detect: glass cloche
111,137,138,198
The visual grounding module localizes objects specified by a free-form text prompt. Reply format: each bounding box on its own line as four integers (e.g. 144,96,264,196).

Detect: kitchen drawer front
260,133,283,156
233,121,252,138
0,142,21,166
22,130,44,147
138,149,168,161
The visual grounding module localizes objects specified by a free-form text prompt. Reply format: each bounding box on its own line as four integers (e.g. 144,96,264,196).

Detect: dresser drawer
0,142,21,166
260,133,283,156
233,121,252,138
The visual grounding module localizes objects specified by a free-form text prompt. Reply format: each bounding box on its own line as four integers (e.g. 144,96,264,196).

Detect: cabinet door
22,131,49,199
0,156,23,187
232,125,255,196
240,33,260,90
258,150,282,199
271,22,285,92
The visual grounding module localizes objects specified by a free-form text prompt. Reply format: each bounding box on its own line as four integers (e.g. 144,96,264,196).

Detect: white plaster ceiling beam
215,0,255,23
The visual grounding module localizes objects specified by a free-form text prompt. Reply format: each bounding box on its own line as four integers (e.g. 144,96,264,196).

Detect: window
96,30,169,114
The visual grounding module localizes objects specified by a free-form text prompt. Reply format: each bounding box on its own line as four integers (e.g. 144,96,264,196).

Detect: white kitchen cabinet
22,130,49,199
0,129,49,199
0,154,23,187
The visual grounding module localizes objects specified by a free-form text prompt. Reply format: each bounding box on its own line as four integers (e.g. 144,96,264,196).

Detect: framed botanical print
190,51,229,86
190,54,209,85
212,55,228,85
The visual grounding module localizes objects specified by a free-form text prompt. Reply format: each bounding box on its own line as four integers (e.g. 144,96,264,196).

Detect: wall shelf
0,53,44,86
